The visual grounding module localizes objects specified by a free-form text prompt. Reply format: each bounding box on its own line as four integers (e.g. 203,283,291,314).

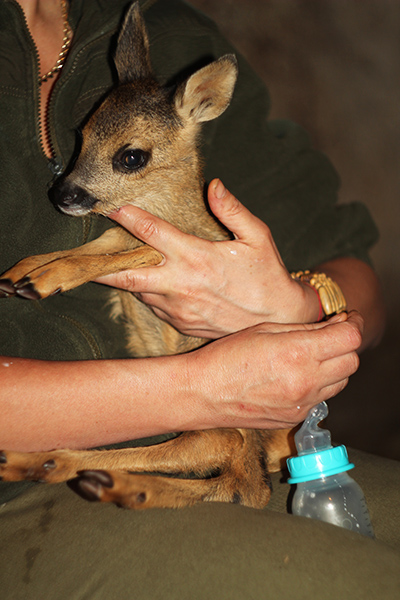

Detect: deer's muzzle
50,179,98,216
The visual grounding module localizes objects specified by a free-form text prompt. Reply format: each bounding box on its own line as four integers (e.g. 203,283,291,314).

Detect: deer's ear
114,1,152,83
175,55,238,123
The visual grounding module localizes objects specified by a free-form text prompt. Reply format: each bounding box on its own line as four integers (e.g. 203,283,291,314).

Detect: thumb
207,179,270,242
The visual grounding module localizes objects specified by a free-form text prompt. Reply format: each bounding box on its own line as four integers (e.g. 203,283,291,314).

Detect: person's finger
319,349,360,388
320,378,350,402
207,179,272,243
95,266,165,293
108,204,195,257
310,311,364,361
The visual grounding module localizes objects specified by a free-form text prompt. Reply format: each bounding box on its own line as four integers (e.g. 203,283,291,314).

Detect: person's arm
0,312,362,452
314,256,385,351
96,179,385,351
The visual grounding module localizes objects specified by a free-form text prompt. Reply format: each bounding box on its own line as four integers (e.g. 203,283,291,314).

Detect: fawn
0,2,293,510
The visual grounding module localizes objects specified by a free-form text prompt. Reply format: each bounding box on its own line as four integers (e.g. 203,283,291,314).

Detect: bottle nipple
294,401,332,455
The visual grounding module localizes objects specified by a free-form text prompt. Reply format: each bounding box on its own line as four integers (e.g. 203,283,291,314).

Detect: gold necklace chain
38,0,72,85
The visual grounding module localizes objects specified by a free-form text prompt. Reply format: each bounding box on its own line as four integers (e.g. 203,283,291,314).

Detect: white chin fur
59,205,92,217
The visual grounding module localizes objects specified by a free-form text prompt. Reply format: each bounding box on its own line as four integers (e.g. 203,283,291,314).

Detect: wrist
171,349,215,431
291,270,347,323
297,280,324,323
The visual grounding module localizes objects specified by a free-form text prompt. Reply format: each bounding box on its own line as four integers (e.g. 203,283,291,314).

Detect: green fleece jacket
0,0,378,362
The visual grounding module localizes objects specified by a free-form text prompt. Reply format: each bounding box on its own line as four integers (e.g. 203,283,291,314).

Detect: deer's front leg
0,227,162,299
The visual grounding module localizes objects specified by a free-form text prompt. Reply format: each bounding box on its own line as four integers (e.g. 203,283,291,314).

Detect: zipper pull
48,156,64,177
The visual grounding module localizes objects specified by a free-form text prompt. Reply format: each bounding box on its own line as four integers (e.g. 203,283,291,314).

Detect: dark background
190,0,400,460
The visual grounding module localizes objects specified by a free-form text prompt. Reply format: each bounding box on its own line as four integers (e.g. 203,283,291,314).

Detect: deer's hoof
0,279,16,296
14,278,41,300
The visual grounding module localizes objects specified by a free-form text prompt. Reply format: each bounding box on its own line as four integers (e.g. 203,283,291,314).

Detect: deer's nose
49,179,98,216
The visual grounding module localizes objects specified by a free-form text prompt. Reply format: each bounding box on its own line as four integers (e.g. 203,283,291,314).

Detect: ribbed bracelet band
291,270,347,321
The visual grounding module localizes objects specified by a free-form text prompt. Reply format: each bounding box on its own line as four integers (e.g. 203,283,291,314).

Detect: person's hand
186,311,363,430
95,179,319,339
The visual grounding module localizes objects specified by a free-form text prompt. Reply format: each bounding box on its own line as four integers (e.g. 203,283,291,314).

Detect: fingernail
214,179,227,199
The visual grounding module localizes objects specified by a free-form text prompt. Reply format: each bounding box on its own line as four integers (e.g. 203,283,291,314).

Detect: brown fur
0,2,293,509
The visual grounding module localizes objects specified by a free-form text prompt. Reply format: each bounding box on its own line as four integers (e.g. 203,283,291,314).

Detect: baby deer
0,2,292,510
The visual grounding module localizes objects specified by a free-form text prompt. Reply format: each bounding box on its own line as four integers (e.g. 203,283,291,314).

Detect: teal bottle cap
287,445,354,484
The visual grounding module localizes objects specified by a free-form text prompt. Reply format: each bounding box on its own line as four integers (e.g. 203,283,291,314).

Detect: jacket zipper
45,89,65,177
13,1,64,175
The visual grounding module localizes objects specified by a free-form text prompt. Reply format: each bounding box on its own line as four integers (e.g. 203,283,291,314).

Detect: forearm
0,355,198,452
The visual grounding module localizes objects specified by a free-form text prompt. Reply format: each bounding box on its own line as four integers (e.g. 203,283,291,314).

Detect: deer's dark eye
113,148,150,173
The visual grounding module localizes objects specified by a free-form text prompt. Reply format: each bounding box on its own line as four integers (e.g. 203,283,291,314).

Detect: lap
0,448,399,599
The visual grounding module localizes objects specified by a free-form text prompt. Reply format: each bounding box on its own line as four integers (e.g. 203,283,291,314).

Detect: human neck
15,1,62,30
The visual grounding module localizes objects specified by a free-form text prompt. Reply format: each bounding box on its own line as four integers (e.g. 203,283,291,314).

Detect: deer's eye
113,148,150,173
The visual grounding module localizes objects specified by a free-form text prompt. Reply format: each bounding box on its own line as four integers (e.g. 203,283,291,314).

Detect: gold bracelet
290,270,347,319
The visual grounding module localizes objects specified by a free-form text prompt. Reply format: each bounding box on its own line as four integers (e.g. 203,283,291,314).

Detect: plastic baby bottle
286,401,374,538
